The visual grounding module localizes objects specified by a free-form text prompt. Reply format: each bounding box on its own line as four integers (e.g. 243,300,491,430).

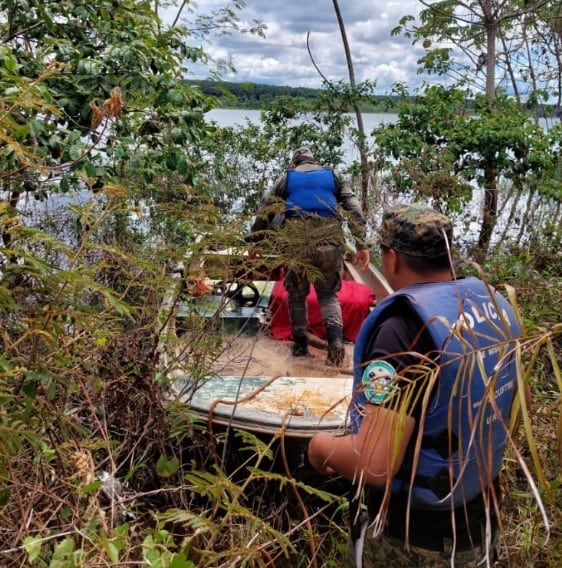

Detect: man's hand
353,249,370,271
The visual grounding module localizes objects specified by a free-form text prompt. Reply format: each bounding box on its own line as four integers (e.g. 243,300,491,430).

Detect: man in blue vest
249,147,369,366
307,203,528,566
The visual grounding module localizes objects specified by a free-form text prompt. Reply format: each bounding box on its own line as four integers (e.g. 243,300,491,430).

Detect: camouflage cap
291,147,315,163
379,203,453,258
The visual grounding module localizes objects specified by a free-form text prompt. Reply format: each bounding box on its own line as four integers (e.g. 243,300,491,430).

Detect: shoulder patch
362,361,398,405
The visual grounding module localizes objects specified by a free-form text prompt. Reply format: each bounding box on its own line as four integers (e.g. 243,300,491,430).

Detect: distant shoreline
212,103,395,114
190,79,397,113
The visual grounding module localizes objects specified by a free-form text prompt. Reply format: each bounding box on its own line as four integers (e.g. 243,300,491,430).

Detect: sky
163,1,429,94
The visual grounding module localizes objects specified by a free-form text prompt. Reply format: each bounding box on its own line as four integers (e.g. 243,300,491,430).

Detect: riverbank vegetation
0,1,561,567
190,79,391,111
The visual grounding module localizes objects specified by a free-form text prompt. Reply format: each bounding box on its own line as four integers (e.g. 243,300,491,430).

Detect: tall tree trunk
476,167,497,260
332,0,370,219
478,0,498,260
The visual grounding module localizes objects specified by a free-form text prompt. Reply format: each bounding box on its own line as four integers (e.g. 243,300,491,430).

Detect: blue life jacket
352,277,521,509
285,168,338,218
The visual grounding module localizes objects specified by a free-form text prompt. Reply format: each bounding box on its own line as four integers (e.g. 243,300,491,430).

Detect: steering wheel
216,281,260,308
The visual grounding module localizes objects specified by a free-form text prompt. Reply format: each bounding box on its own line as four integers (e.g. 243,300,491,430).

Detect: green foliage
372,84,562,248
0,0,215,234
373,84,475,213
0,1,560,567
0,4,353,566
395,0,562,113
192,79,389,111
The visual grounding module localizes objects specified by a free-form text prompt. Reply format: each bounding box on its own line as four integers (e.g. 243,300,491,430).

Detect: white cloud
165,0,426,92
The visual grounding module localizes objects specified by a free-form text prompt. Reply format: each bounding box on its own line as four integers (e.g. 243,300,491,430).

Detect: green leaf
168,551,196,568
23,535,43,562
50,537,77,567
79,480,103,494
105,540,119,563
59,176,70,192
156,454,180,477
68,144,83,161
2,54,17,72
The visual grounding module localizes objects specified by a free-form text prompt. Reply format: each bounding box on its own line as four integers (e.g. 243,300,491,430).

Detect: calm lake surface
205,108,397,165
205,108,396,130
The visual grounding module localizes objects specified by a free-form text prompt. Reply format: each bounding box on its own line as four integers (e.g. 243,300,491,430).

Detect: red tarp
269,279,375,342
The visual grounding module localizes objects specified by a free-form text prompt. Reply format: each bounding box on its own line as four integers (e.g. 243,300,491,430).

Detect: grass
0,234,561,567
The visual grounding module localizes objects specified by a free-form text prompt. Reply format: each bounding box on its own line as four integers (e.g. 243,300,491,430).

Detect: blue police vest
285,168,337,218
352,277,521,509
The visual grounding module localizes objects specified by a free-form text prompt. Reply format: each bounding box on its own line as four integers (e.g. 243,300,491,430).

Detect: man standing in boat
307,203,529,566
248,146,369,366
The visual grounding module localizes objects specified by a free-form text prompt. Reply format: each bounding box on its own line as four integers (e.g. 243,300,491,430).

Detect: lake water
205,108,396,165
205,108,395,131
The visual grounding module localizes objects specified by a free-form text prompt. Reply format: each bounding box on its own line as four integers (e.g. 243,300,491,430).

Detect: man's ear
388,248,400,275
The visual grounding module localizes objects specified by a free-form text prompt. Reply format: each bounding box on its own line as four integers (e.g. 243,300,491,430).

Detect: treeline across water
190,79,393,111
191,79,560,117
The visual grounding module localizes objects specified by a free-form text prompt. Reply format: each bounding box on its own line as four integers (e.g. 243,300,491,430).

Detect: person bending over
249,146,369,366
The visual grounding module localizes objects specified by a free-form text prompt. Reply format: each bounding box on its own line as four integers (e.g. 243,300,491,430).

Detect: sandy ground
211,330,354,379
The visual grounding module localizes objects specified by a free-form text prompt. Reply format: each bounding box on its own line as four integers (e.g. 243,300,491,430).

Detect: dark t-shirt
362,297,437,420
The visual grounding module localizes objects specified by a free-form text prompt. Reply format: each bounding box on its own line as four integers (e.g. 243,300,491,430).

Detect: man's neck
397,269,453,289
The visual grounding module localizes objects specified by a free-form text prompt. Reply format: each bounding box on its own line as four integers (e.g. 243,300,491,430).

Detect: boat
160,246,392,439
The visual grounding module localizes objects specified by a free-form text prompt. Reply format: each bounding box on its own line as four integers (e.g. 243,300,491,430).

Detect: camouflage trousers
344,526,501,568
284,242,343,332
